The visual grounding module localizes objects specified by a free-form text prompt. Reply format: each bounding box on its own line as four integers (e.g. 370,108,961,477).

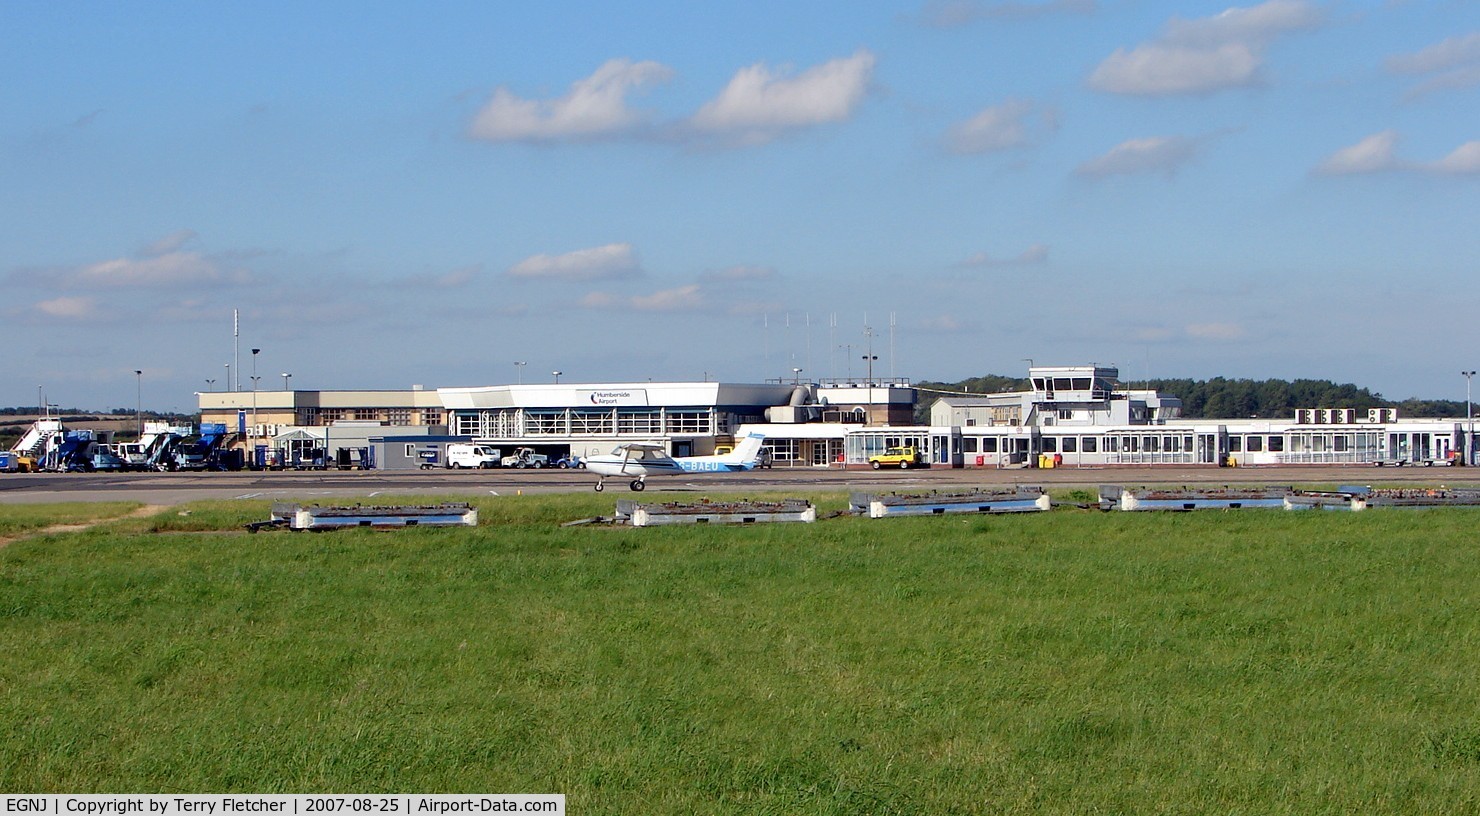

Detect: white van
446,444,501,469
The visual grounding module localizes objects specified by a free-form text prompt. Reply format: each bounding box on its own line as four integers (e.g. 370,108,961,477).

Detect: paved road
2,464,1475,506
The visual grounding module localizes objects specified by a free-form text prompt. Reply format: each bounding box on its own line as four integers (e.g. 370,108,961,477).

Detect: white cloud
580,284,706,313
507,243,641,281
1430,141,1480,175
919,314,970,333
33,296,97,319
958,243,1049,267
1314,132,1480,176
469,59,673,143
1386,33,1480,100
945,99,1055,154
688,50,875,145
1185,322,1245,340
700,265,776,281
1089,43,1262,95
141,229,198,256
397,264,480,289
918,0,1095,28
1314,131,1400,175
631,284,705,311
1088,0,1323,96
1404,65,1480,100
1077,136,1200,177
1386,32,1480,75
1162,0,1323,48
73,251,230,288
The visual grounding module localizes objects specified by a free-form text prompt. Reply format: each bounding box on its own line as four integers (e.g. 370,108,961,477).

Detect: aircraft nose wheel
630,479,645,491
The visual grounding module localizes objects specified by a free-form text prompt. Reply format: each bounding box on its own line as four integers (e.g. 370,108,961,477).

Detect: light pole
552,370,562,384
225,363,231,394
281,372,291,391
251,349,260,467
792,367,803,385
514,361,526,384
206,378,216,392
134,370,143,439
1465,370,1476,466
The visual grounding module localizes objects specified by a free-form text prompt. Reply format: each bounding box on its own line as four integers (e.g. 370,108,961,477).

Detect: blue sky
3,0,1478,412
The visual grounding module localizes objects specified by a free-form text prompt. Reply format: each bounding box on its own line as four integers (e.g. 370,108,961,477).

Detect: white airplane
584,432,767,492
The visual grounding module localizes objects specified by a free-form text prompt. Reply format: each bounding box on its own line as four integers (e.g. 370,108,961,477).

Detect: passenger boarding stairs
10,419,62,456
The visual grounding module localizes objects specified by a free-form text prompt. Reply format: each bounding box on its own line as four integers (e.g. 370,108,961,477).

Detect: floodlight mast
1465,371,1476,466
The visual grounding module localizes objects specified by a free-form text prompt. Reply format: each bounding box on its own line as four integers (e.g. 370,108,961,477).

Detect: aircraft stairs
10,419,62,456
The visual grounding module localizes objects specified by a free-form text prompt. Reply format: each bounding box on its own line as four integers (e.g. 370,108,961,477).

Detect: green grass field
0,502,140,537
3,495,1480,813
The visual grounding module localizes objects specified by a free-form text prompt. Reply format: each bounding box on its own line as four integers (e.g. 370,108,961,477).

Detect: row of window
1228,435,1286,453
302,408,441,426
451,408,723,437
960,434,1203,454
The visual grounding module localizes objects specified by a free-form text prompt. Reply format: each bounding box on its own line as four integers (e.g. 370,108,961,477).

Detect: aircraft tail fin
721,432,767,467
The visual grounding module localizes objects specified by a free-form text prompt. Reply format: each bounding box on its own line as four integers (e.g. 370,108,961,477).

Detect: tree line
913,376,1474,421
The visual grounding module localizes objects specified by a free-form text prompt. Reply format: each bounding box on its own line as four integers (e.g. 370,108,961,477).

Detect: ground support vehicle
501,447,549,469
446,444,501,469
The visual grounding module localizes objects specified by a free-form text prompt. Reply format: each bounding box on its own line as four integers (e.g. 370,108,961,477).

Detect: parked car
868,446,923,470
555,454,584,469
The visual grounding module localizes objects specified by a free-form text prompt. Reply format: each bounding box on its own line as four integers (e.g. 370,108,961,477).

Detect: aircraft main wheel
595,482,605,492
630,479,645,491
872,461,882,470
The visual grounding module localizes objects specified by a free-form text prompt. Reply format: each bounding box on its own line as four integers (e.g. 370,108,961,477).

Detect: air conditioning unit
1335,408,1354,424
1297,409,1317,424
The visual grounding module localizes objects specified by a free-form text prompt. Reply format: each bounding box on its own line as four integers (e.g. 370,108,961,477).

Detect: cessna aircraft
584,432,767,491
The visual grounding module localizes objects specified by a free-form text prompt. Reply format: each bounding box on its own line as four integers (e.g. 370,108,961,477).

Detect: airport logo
584,389,648,406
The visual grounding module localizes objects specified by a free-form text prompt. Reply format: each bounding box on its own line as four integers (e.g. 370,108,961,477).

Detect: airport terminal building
195,366,1475,469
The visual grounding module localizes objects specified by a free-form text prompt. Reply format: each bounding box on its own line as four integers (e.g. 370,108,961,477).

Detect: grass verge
2,496,1479,813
